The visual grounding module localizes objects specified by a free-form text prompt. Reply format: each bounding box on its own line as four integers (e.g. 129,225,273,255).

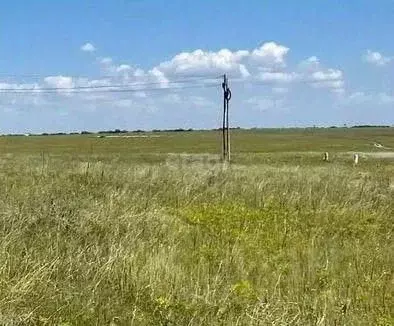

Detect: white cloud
43,76,114,96
100,57,113,64
84,42,343,94
309,69,344,91
116,64,132,73
239,64,251,78
80,78,112,87
1,42,346,100
299,56,320,70
0,82,41,91
311,69,343,82
251,42,289,67
133,68,145,77
148,67,169,88
363,50,392,66
154,42,289,79
297,57,345,92
97,57,148,83
44,76,74,89
43,76,77,97
259,71,298,83
155,48,249,78
341,91,394,105
81,42,96,52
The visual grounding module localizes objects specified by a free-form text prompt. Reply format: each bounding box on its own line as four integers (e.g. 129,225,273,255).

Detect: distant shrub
351,125,390,128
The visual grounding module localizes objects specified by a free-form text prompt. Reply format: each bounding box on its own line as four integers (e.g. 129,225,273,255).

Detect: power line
0,83,219,95
0,76,221,94
0,74,345,95
0,73,223,80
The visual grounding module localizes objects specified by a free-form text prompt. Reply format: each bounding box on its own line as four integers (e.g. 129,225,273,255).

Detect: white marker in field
353,153,359,165
323,152,329,162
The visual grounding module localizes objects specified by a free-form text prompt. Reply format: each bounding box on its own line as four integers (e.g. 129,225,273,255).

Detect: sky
0,0,393,133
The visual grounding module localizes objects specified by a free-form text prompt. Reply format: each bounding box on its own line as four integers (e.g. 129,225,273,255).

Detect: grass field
0,128,393,325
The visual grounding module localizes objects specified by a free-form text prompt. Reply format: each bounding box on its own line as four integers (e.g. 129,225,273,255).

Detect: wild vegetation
0,128,393,325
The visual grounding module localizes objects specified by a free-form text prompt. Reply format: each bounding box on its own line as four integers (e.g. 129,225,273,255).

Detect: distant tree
351,125,390,128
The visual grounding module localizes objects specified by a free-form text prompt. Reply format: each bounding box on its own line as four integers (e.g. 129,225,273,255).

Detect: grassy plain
0,128,393,325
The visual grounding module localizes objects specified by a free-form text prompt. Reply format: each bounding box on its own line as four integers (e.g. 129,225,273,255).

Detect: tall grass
0,153,392,325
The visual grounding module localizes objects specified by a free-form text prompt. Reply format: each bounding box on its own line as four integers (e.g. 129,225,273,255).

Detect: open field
0,128,393,325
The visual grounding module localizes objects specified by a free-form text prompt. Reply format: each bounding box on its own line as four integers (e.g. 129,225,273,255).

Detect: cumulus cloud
0,82,41,91
81,42,96,52
1,42,346,98
44,76,74,89
116,64,132,73
150,43,343,94
250,42,289,67
297,56,345,93
155,48,250,78
363,50,392,66
298,56,320,71
259,71,298,83
148,67,169,88
309,69,344,91
96,57,170,87
76,42,345,95
99,57,113,65
311,69,343,82
154,42,289,79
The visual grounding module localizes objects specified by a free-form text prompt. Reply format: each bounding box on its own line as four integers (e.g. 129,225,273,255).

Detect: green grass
2,127,394,155
0,128,393,325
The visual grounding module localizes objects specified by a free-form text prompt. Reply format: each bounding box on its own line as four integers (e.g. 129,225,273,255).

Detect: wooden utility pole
222,74,231,162
222,75,227,161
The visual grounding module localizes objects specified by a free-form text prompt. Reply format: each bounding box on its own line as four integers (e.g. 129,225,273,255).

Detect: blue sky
1,0,393,133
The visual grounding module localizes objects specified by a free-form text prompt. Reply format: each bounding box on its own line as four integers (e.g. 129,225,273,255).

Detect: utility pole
221,74,232,162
